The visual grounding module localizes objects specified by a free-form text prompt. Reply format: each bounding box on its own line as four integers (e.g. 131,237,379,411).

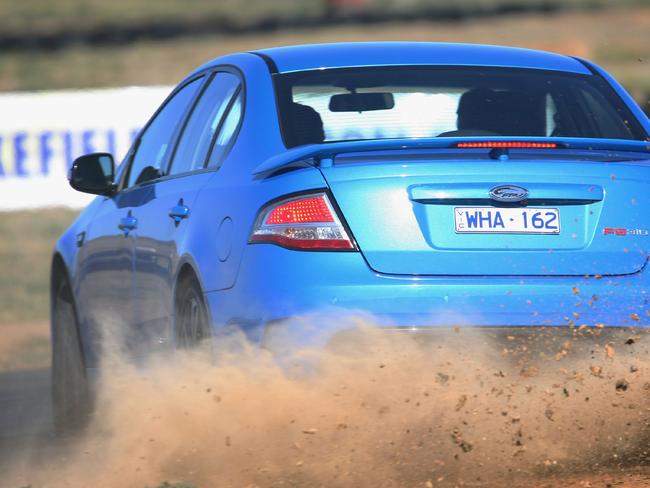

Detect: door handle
169,199,190,225
118,211,138,235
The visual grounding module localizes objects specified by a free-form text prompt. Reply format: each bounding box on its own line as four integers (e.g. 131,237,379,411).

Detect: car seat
286,102,326,147
456,88,545,136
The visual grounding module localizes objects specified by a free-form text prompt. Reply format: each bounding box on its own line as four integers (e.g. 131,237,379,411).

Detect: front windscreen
275,66,648,148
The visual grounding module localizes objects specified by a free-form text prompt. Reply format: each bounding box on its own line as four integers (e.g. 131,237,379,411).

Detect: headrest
457,88,544,136
286,103,325,147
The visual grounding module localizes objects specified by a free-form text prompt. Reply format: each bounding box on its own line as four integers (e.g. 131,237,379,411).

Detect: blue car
52,42,650,430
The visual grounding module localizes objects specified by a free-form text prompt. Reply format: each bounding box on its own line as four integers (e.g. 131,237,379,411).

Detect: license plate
454,207,560,234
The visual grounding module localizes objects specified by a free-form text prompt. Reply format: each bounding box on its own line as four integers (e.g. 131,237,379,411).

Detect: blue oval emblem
489,185,528,203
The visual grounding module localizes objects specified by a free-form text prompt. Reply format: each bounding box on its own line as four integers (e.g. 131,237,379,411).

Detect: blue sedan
52,42,650,430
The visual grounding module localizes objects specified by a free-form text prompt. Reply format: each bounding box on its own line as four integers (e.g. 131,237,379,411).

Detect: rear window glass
275,67,647,148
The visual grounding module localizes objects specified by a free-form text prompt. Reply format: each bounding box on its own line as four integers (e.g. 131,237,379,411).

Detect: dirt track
0,369,55,468
4,329,650,487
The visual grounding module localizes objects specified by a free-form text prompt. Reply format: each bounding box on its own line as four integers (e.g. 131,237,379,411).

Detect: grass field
0,208,78,325
3,0,314,34
0,208,77,370
4,0,647,34
1,5,649,101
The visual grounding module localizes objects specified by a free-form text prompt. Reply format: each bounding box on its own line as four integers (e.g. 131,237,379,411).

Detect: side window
207,92,243,168
169,73,241,176
126,77,202,188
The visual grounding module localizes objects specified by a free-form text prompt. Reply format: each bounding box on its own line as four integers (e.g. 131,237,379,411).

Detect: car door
132,71,243,348
115,75,205,357
75,188,136,367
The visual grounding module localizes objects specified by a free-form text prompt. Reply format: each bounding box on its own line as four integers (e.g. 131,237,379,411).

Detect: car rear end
205,56,650,346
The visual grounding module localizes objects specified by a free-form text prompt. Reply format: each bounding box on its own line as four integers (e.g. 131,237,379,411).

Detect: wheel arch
50,251,88,369
172,258,214,345
51,252,69,295
174,255,205,293
50,252,73,328
172,258,209,319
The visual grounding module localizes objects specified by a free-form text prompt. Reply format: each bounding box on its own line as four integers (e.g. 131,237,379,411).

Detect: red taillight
250,193,355,251
265,196,335,224
456,142,558,149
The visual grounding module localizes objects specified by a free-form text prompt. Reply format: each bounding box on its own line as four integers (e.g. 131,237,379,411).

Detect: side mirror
69,153,116,196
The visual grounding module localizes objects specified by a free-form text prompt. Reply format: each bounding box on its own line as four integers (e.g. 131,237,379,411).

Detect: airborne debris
615,379,630,392
590,365,603,377
451,428,473,453
455,394,468,412
544,407,555,421
10,315,650,487
520,366,539,378
436,372,450,385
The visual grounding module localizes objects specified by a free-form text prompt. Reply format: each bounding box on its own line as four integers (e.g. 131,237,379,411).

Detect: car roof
251,42,591,75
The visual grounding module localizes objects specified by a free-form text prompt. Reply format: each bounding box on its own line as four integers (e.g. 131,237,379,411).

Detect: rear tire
174,274,211,349
51,276,91,434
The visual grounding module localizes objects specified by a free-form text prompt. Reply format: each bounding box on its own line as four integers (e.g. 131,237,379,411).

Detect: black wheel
174,274,211,349
51,276,91,434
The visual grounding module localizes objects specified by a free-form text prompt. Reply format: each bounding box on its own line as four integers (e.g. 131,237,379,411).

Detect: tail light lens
250,192,355,250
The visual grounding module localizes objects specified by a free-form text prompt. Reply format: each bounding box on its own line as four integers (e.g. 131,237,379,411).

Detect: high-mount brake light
250,193,355,250
456,142,559,149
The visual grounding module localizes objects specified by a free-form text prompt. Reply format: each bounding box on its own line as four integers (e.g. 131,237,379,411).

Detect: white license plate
454,207,560,234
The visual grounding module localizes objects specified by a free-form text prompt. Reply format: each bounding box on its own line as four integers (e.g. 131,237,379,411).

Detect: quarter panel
177,53,329,293
185,166,328,293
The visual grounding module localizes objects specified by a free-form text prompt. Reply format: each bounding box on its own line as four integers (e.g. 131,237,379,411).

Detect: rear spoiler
253,136,650,176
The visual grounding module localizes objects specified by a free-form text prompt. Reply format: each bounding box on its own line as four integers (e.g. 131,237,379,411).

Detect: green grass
3,0,320,34
3,0,649,34
0,5,649,97
0,208,78,325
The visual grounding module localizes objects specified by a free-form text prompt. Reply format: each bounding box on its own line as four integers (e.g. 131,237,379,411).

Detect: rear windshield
275,66,648,148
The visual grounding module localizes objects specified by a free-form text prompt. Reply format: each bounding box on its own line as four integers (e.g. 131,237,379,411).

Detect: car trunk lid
319,148,650,276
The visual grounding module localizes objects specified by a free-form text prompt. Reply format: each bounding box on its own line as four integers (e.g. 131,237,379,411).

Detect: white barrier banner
0,86,172,210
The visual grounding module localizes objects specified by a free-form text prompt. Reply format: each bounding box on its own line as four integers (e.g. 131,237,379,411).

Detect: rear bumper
204,245,650,344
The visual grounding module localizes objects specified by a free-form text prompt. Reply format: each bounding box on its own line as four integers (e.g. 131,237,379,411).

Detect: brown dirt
0,321,50,371
6,316,650,487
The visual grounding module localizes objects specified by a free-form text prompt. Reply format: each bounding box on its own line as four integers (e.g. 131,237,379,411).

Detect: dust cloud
7,314,650,487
